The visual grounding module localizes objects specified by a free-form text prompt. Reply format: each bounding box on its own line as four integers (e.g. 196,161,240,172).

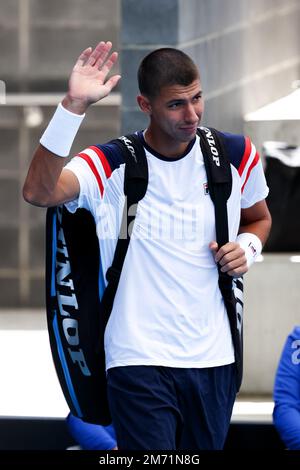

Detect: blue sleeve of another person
273,326,300,450
66,413,117,450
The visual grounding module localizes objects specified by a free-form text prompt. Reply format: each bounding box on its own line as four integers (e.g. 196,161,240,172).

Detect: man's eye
168,103,180,109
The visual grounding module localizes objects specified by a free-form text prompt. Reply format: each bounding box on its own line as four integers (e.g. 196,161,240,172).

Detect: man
23,41,271,449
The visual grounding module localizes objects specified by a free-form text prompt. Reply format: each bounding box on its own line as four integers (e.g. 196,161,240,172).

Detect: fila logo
201,127,220,167
203,182,209,195
248,242,257,256
119,136,137,163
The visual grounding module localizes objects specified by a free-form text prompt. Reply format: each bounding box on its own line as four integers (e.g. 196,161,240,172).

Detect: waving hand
63,41,121,114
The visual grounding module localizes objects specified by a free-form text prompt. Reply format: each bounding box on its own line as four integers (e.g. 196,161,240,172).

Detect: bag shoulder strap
100,133,148,326
198,127,243,389
197,126,232,249
197,126,233,295
114,133,149,201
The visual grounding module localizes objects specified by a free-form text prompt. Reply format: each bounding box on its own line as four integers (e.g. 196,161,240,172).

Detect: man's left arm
239,199,272,245
210,199,272,277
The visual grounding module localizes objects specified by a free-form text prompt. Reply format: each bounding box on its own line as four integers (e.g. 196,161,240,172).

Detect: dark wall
121,0,300,134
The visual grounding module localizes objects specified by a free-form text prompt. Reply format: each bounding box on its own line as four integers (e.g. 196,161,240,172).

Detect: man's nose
185,103,199,122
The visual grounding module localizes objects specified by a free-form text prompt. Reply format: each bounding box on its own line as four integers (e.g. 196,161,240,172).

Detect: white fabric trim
40,103,85,157
236,232,262,268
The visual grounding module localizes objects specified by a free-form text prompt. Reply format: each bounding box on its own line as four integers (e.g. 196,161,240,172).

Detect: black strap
99,133,148,328
197,126,231,245
198,127,242,388
197,127,233,295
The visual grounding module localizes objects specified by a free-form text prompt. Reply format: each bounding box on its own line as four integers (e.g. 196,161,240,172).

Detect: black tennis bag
46,205,110,424
46,129,243,425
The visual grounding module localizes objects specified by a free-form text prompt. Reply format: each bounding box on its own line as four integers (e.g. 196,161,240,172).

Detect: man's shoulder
94,131,144,171
93,140,126,172
216,130,251,171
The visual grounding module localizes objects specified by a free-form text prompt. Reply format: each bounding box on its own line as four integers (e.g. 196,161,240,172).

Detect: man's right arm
23,144,80,207
23,41,120,207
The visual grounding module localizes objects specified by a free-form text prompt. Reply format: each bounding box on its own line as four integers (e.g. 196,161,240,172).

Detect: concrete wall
242,255,300,394
0,0,120,307
1,0,120,92
121,0,300,134
0,100,120,308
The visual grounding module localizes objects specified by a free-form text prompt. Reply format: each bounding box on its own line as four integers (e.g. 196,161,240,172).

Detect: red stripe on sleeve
89,146,112,178
78,152,104,196
241,151,259,193
238,136,252,177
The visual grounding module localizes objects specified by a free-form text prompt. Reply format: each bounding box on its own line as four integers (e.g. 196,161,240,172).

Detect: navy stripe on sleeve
94,142,126,172
219,131,246,171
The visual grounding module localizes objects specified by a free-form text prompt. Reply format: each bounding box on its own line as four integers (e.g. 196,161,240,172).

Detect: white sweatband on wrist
236,232,262,269
40,102,85,157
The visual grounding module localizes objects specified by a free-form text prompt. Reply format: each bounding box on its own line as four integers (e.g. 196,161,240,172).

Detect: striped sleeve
63,145,114,214
76,146,112,197
222,132,269,208
237,136,259,193
238,138,269,208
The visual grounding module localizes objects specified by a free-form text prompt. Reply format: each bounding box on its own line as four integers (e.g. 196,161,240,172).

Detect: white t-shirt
65,131,268,370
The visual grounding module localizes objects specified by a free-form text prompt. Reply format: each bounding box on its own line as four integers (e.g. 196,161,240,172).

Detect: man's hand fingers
96,52,119,77
209,241,218,256
227,265,248,277
76,47,93,67
87,41,112,66
209,241,248,277
94,43,115,68
213,242,240,263
220,257,247,273
104,74,121,93
86,41,106,65
218,247,245,267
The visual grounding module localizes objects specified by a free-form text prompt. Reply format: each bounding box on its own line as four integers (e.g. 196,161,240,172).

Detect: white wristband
236,232,262,268
40,102,85,157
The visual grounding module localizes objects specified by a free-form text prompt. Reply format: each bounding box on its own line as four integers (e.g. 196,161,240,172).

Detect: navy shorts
107,364,236,450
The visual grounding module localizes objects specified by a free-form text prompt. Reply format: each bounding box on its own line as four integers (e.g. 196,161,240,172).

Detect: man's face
147,79,204,144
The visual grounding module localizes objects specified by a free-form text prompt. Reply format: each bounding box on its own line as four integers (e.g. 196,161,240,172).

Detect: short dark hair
138,48,199,99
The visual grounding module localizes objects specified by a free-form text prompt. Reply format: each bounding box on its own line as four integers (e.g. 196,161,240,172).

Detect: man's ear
137,95,152,114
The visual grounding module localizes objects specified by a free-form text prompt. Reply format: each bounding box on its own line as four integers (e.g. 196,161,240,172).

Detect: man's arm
22,146,80,207
23,41,121,207
239,199,271,245
210,199,272,277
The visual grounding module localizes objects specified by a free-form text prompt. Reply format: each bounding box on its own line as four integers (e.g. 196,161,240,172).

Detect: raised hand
63,41,121,114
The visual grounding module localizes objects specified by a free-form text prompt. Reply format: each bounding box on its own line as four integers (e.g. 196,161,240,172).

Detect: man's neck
144,128,191,158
